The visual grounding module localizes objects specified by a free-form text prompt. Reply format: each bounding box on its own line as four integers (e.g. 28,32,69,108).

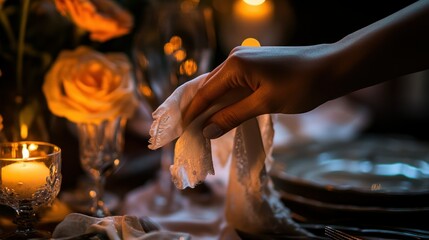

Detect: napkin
52,213,190,240
122,182,240,240
148,75,311,236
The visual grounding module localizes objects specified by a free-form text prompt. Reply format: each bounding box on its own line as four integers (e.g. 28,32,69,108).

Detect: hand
183,0,429,139
183,45,338,139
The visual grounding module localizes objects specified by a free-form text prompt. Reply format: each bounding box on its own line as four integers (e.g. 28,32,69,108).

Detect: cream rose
43,46,138,123
54,0,133,42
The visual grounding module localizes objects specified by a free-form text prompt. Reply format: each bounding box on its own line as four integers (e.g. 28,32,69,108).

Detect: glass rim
0,141,61,161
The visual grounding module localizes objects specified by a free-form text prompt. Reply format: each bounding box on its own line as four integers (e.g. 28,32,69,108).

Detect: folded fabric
148,75,311,236
52,213,191,240
122,182,240,240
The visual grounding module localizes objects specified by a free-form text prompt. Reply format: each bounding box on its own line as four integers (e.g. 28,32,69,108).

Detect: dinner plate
270,135,429,208
278,190,429,230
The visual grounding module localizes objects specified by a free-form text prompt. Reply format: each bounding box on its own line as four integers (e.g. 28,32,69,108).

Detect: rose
54,0,133,42
43,46,138,123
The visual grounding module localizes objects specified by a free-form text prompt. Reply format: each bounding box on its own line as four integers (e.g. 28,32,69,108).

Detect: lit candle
220,0,275,52
1,144,50,199
233,0,273,23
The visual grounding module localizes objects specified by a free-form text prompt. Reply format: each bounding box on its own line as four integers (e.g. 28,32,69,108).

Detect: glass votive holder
0,141,62,239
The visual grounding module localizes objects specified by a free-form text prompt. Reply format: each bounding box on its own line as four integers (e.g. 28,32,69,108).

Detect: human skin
182,0,429,139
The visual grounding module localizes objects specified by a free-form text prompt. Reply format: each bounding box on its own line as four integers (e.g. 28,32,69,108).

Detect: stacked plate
270,135,429,229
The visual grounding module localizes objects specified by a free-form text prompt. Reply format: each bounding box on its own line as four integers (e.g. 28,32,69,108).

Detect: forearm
330,0,429,98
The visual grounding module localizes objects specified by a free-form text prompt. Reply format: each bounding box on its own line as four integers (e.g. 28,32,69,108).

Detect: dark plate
278,190,429,230
270,135,429,208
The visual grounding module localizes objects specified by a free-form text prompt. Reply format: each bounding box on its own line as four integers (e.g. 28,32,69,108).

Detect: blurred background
0,0,427,192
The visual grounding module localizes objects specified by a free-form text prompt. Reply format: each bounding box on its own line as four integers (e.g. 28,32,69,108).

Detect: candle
2,162,50,199
220,0,274,52
218,0,294,54
1,144,50,199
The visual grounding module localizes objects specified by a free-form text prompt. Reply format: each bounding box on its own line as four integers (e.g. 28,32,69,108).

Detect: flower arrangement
43,46,138,123
44,0,139,123
54,0,134,42
0,0,142,138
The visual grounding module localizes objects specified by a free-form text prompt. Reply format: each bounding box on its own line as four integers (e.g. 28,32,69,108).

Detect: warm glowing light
22,144,29,159
170,36,182,50
173,49,187,62
180,59,198,76
20,123,28,140
89,190,97,198
114,159,120,167
243,0,265,6
28,143,38,151
164,42,174,55
241,38,261,47
2,144,50,199
139,85,153,98
1,161,50,199
234,0,273,21
164,36,185,61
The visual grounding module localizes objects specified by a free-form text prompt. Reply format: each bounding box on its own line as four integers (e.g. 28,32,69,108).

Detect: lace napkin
52,213,190,240
148,75,311,236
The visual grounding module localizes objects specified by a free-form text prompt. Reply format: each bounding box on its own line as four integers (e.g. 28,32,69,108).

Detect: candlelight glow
22,143,29,159
241,38,261,47
174,49,187,62
1,142,52,199
164,42,175,55
20,124,28,140
180,59,198,76
89,190,97,198
114,159,120,167
170,36,182,51
164,36,188,62
28,143,38,151
139,85,153,98
243,0,265,6
233,0,273,21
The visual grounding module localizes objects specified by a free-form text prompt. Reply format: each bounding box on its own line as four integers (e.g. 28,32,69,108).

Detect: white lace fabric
148,75,310,236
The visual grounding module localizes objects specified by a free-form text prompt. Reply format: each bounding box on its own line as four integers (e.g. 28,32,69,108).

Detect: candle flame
20,123,28,140
22,144,29,159
243,0,266,6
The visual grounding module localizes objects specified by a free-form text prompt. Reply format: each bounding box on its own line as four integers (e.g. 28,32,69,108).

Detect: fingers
203,90,267,139
182,62,229,127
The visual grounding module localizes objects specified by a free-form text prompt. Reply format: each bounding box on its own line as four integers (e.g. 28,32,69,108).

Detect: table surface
1,120,429,238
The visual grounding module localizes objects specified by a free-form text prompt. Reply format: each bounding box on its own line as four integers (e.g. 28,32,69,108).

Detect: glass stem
91,175,109,218
14,200,37,234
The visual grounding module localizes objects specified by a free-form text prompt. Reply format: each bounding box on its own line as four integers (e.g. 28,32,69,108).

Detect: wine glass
0,141,61,239
75,117,126,217
132,0,216,214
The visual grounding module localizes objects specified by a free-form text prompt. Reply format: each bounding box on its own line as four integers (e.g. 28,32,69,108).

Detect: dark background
209,0,428,141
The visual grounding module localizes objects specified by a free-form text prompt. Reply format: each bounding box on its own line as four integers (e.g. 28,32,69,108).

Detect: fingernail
203,123,223,139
